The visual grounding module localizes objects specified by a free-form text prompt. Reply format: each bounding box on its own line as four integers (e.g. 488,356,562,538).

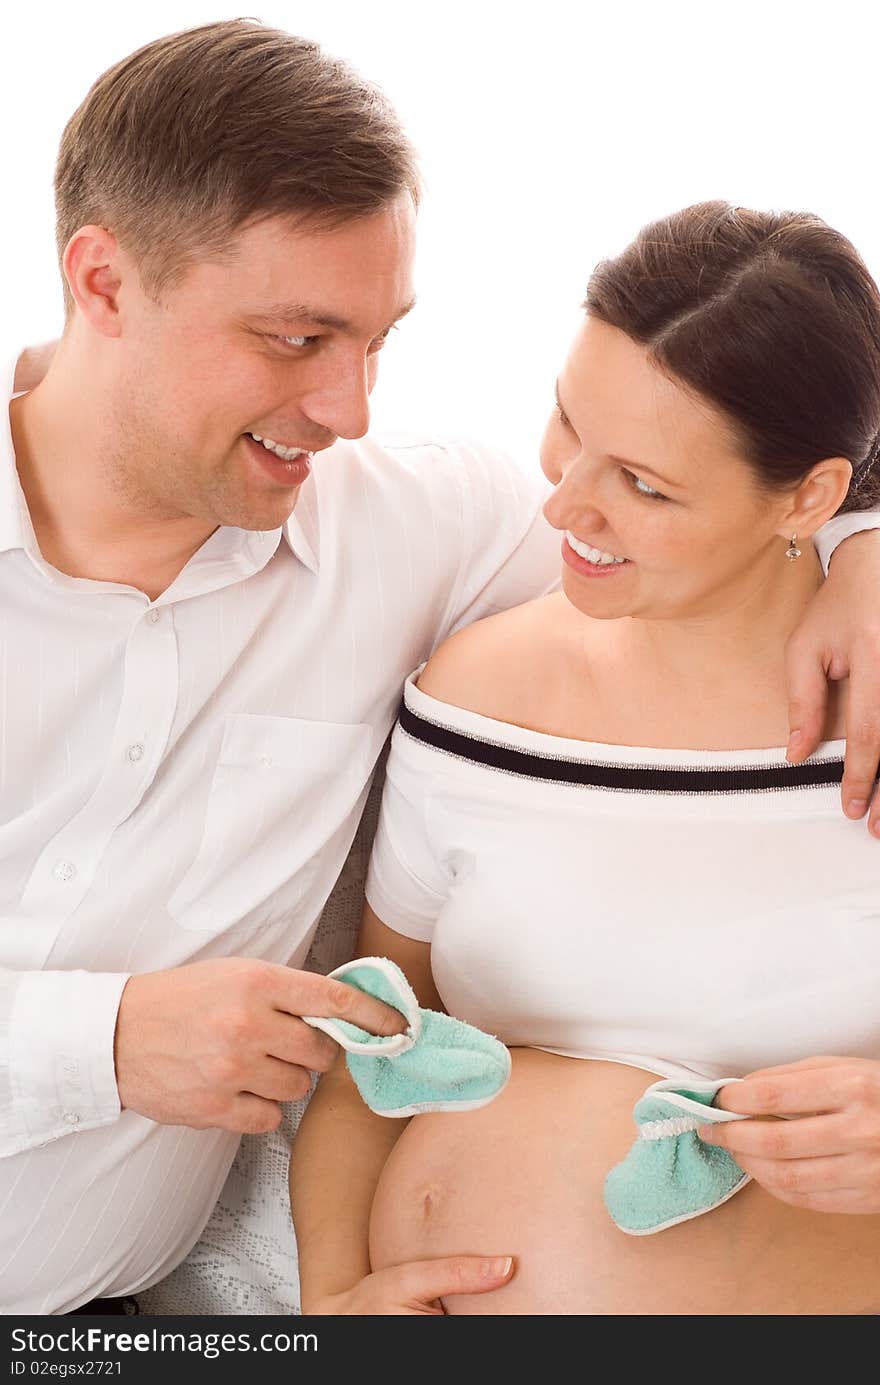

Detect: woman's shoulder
418,594,567,722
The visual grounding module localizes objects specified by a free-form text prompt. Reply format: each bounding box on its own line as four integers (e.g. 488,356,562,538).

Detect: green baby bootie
603,1076,751,1234
304,956,511,1117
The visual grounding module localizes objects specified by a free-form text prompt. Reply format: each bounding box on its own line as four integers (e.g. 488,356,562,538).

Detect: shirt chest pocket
167,713,373,934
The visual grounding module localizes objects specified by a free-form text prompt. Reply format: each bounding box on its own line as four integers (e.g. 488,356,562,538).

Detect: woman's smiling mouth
561,533,632,578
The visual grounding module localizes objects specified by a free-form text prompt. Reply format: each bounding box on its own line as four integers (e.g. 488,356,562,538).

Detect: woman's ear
778,457,854,541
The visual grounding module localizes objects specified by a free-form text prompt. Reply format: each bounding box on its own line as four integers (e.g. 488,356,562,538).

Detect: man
3,20,880,1316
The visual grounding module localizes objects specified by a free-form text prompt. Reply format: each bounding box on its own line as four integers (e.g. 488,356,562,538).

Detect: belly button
421,1182,446,1221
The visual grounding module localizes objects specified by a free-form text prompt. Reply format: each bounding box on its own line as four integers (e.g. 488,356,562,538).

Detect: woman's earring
785,534,802,561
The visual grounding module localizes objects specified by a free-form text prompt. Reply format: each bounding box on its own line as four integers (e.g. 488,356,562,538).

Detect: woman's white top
365,667,880,1081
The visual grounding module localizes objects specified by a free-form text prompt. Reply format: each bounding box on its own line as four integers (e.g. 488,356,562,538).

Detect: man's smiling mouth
246,431,315,462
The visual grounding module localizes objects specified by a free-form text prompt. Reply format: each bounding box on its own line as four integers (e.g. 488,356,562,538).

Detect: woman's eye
627,471,667,501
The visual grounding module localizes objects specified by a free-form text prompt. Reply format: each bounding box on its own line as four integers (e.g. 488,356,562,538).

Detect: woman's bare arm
290,905,445,1310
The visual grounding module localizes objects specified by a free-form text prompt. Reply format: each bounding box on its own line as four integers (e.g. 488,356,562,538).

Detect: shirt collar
1,347,321,576
0,353,39,556
282,484,320,575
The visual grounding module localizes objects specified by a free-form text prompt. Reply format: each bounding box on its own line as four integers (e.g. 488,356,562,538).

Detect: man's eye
369,325,398,353
626,470,667,501
271,334,317,349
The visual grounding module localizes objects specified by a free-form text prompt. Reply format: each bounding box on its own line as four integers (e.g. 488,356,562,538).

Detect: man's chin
222,484,304,534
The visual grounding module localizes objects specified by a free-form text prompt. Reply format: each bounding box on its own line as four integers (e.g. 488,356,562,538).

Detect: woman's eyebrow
607,455,679,487
554,380,679,489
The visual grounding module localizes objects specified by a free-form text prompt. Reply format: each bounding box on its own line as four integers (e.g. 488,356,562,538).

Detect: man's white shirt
0,354,562,1313
2,348,877,1314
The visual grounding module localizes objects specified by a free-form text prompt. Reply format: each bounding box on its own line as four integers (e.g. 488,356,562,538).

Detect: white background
1,0,877,469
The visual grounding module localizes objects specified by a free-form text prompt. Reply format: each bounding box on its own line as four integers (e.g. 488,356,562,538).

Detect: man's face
109,197,417,531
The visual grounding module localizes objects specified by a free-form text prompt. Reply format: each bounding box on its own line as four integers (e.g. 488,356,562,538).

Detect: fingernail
786,731,802,762
872,819,880,839
847,799,867,818
698,1126,715,1142
483,1256,513,1279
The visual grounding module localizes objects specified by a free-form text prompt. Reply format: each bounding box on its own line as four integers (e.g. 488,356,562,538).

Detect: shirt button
259,753,273,767
53,861,77,883
147,609,161,623
127,743,145,763
62,1111,81,1125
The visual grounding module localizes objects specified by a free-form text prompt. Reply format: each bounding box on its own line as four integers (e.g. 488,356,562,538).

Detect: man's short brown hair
54,19,421,313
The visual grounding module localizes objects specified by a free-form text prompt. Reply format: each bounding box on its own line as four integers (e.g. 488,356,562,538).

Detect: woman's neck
553,544,846,749
617,545,826,689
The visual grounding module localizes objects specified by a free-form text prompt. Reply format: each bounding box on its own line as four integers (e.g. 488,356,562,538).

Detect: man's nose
300,355,372,441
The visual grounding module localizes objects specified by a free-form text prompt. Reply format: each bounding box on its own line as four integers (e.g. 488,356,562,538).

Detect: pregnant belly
368,1048,880,1315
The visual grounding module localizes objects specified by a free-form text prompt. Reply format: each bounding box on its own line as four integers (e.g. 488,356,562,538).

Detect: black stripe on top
398,702,846,795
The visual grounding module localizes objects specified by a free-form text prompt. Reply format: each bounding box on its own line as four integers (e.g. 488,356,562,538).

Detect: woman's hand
303,1255,515,1315
698,1056,880,1213
785,531,880,833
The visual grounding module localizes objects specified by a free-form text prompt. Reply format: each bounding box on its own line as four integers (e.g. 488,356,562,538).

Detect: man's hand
304,1255,515,1315
699,1056,880,1214
114,958,408,1133
785,531,880,833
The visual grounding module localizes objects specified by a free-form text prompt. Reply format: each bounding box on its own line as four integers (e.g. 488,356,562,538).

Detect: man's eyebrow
251,297,417,332
554,380,680,490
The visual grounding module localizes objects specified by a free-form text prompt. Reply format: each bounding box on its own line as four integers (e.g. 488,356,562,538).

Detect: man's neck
9,346,215,600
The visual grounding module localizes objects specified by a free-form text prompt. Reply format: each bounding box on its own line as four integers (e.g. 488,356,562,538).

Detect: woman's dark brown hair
585,200,880,512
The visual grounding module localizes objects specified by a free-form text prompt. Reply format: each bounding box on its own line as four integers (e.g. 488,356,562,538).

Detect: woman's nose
542,465,606,534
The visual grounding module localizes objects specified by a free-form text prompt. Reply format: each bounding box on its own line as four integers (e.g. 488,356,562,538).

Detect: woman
292,201,880,1314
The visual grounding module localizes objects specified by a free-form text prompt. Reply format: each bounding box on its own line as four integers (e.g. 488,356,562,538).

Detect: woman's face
540,315,796,623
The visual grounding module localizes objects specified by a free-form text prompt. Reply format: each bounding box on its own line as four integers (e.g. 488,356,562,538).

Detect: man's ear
62,226,124,338
778,457,854,541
